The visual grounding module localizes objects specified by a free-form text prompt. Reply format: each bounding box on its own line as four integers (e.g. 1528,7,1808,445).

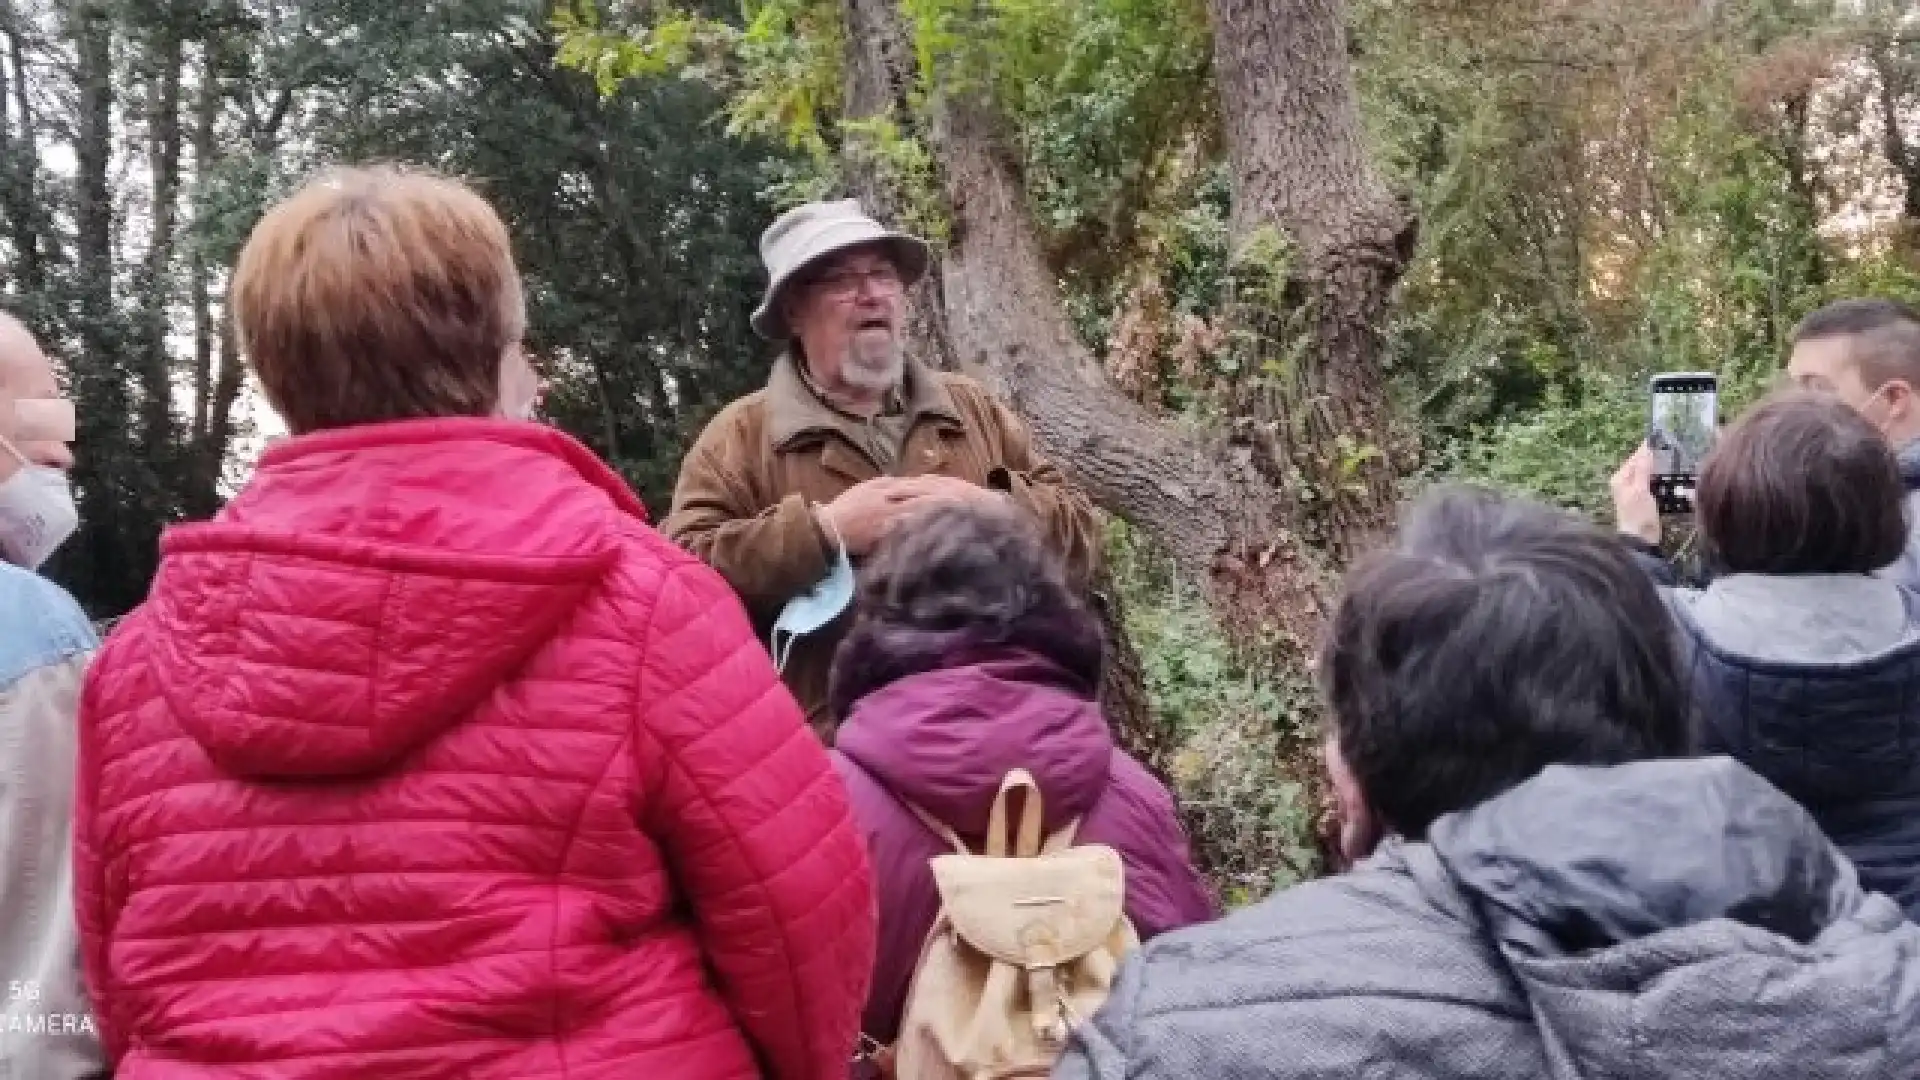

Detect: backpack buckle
852,1033,896,1079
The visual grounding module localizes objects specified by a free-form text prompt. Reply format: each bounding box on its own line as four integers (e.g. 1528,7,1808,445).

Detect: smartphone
1648,371,1718,514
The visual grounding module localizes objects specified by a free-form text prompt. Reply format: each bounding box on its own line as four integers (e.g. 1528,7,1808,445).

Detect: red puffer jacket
74,419,876,1080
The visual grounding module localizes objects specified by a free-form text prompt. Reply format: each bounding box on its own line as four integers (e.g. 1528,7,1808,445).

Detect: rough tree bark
1208,0,1418,562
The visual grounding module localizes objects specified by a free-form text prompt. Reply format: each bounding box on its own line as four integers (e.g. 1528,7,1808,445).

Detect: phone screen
1649,380,1717,479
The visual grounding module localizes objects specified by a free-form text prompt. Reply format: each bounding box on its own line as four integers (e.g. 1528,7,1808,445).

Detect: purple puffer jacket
828,621,1216,1044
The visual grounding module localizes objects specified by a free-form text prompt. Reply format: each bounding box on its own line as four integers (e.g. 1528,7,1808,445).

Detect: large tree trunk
835,0,1368,818
1208,0,1417,561
837,0,1416,873
840,0,1347,658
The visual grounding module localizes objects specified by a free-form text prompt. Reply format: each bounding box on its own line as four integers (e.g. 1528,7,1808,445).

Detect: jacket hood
1898,436,1920,491
1670,573,1920,666
1670,574,1920,814
1424,757,1920,1078
147,419,638,780
833,649,1112,837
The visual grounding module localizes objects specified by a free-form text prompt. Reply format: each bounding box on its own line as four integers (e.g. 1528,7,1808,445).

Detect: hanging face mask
770,511,856,674
0,436,78,571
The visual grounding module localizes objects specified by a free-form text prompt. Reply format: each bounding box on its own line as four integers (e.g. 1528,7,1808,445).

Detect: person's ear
1884,379,1916,427
1324,736,1384,867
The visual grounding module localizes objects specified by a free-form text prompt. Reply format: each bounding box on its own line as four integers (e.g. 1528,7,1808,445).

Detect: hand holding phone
1647,372,1718,514
1611,445,1662,544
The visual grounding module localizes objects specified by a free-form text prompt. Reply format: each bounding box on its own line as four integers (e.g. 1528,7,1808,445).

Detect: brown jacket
663,353,1098,738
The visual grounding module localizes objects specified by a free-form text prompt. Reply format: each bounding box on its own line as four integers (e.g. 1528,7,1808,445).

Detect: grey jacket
1054,758,1920,1080
0,563,107,1079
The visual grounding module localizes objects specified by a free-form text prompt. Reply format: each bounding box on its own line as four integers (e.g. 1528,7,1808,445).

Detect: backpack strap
986,768,1045,858
901,769,1056,858
902,797,971,855
1040,816,1083,853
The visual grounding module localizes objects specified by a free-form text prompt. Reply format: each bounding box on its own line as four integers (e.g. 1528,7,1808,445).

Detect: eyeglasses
810,264,904,299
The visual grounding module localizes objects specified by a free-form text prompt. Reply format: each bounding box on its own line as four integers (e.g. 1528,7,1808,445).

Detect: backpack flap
928,844,1128,970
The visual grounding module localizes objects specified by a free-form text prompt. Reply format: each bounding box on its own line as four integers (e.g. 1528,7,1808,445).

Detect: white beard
841,331,904,394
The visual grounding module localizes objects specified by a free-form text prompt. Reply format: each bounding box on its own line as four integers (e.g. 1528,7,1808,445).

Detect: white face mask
0,446,77,571
769,512,855,674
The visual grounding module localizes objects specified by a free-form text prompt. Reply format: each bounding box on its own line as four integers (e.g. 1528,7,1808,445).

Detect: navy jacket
1663,572,1920,919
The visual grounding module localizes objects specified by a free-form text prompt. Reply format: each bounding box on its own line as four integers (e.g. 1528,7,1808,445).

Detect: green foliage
290,0,782,512
841,116,949,244
722,0,845,157
1437,374,1646,517
550,3,726,98
1105,520,1324,903
981,0,1213,243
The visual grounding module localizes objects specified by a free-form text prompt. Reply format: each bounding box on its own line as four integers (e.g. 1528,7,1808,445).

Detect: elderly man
0,312,105,1079
665,200,1098,737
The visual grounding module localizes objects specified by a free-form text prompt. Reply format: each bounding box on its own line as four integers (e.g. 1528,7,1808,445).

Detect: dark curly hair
827,500,1104,720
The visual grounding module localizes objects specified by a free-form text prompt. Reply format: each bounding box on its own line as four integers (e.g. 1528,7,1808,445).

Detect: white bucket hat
751,199,930,341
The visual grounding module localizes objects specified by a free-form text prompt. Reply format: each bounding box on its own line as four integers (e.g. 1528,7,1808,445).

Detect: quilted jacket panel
74,418,876,1080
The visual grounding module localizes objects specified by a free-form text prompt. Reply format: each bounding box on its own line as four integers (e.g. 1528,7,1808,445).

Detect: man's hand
892,473,1003,511
817,474,1006,556
1610,444,1663,545
816,477,928,556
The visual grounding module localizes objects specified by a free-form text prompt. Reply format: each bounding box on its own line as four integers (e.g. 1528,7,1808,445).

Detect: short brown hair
232,165,524,434
1792,299,1920,389
1695,390,1907,575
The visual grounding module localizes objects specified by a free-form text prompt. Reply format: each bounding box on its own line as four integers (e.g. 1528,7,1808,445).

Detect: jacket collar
1898,437,1920,492
764,350,963,452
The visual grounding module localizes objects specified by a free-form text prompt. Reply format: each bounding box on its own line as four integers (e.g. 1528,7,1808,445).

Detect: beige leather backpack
874,768,1139,1080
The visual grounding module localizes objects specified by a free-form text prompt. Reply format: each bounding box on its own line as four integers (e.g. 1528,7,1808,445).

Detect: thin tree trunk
141,23,185,468
198,304,245,507
1871,43,1920,250
2,16,45,296
0,32,11,298
67,0,143,611
184,44,221,516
